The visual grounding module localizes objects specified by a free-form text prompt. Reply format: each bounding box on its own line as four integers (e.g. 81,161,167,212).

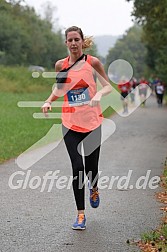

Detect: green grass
0,92,61,163
140,225,167,251
0,65,115,163
139,221,167,252
141,229,164,243
0,65,61,163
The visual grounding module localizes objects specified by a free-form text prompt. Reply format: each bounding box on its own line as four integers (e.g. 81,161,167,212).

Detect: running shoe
72,214,86,230
88,181,100,208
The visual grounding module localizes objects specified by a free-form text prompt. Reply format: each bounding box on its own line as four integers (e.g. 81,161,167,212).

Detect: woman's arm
41,59,65,115
89,57,112,106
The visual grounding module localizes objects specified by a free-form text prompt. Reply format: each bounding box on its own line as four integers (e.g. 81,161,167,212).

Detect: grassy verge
0,65,60,163
130,160,167,251
0,92,61,163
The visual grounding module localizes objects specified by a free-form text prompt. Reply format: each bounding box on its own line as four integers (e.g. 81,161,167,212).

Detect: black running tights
62,125,101,210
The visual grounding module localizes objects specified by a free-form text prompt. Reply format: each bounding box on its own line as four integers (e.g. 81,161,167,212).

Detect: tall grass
0,65,53,93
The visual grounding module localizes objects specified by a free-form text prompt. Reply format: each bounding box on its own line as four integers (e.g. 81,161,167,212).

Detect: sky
24,0,134,36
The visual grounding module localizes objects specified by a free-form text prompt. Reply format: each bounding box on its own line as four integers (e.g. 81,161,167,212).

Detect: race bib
67,87,90,107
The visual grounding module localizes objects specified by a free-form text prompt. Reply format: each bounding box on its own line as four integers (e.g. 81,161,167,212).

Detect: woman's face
66,31,83,54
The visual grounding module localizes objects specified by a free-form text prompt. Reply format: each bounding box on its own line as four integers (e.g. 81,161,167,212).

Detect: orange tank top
61,55,103,132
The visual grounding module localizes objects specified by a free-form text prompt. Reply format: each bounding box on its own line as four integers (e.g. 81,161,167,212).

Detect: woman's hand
41,102,52,117
89,92,102,107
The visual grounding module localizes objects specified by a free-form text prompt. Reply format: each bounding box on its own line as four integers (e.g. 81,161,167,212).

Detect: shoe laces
90,189,99,202
77,214,85,224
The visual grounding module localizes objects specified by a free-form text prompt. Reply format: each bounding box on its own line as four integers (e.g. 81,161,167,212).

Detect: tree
105,25,148,79
41,1,60,32
126,0,167,81
0,0,67,67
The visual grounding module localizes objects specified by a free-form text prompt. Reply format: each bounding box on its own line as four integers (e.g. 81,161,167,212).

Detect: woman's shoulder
55,57,68,71
88,55,101,68
87,55,103,72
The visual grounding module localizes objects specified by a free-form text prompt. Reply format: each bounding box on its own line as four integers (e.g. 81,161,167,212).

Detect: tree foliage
0,0,99,68
0,0,67,68
105,25,148,79
126,0,167,81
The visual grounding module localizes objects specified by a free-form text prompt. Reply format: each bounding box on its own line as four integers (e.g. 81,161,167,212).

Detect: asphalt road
0,95,167,252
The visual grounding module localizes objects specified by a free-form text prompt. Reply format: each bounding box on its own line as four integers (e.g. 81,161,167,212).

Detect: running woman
138,77,149,107
42,26,112,230
118,78,131,114
155,81,165,106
